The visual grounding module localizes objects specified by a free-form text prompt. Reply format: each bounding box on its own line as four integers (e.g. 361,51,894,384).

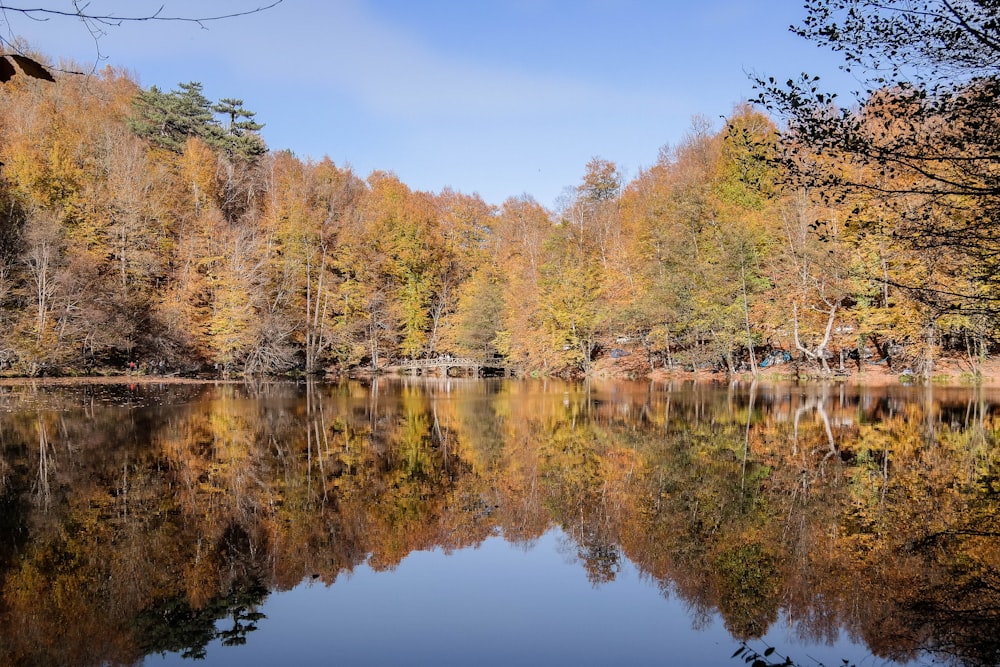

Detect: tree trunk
740,264,758,377
793,300,839,373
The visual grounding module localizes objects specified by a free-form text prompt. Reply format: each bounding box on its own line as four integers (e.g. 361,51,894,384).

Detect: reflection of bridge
386,357,517,377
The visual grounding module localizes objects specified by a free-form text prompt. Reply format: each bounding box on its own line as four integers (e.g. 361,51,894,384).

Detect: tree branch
0,2,284,27
0,1,283,77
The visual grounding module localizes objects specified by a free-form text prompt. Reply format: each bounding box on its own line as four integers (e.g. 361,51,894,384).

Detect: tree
492,195,554,369
538,222,605,374
213,98,266,159
0,2,283,80
446,266,504,357
693,108,778,375
618,134,707,371
430,190,495,357
129,82,228,154
755,0,1000,320
21,210,62,347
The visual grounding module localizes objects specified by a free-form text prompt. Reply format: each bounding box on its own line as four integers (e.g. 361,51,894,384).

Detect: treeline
0,57,991,377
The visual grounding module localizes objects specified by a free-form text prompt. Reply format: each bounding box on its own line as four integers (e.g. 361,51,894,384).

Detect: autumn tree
693,108,778,374
433,190,498,358
259,154,367,373
618,141,702,370
538,221,605,374
528,158,632,374
0,62,171,370
756,0,1000,321
352,173,428,362
446,266,505,357
619,117,768,374
492,195,554,369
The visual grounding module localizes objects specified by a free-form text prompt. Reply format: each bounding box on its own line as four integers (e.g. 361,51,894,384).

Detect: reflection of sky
144,529,905,667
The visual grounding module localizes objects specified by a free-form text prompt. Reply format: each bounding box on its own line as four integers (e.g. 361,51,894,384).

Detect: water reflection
0,379,998,666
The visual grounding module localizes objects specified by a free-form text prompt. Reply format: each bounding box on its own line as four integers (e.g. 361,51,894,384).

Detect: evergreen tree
212,97,266,159
128,82,254,155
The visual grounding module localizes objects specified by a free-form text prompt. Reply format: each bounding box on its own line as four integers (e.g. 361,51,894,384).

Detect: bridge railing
392,357,496,368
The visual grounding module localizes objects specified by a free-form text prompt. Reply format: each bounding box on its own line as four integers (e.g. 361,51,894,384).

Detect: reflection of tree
0,381,999,666
537,419,627,585
0,475,29,577
576,533,621,586
135,577,267,660
714,543,780,639
732,640,857,667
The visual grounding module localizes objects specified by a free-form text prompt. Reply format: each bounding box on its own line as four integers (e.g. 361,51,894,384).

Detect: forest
0,1,997,379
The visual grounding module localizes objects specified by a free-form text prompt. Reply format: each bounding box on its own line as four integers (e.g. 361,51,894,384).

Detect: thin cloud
270,0,657,121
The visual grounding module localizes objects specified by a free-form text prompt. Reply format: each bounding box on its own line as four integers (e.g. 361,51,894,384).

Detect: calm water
1,378,999,666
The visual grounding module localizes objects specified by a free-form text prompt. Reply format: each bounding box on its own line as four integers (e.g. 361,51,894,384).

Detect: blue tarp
760,350,791,368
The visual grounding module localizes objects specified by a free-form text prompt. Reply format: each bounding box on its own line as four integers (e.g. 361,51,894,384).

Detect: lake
1,378,998,666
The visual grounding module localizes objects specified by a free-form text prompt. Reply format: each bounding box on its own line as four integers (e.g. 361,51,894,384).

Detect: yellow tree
619,118,731,372
617,146,700,370
492,196,555,370
701,107,780,374
431,189,495,356
352,173,451,362
155,136,229,367
538,221,605,374
0,62,152,368
260,155,366,373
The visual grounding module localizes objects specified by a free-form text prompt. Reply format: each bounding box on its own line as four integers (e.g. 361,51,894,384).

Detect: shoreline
0,375,241,386
1,356,997,388
613,355,1000,388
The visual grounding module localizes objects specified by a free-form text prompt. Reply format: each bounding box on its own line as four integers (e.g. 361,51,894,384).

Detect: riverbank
1,355,997,387
687,358,998,387
0,375,240,386
593,354,1000,387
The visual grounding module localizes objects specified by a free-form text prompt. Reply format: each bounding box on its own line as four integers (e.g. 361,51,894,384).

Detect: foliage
129,82,266,159
135,579,267,660
755,0,1000,321
0,41,998,379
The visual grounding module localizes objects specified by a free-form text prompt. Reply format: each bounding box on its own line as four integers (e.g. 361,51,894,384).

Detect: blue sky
5,1,854,208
